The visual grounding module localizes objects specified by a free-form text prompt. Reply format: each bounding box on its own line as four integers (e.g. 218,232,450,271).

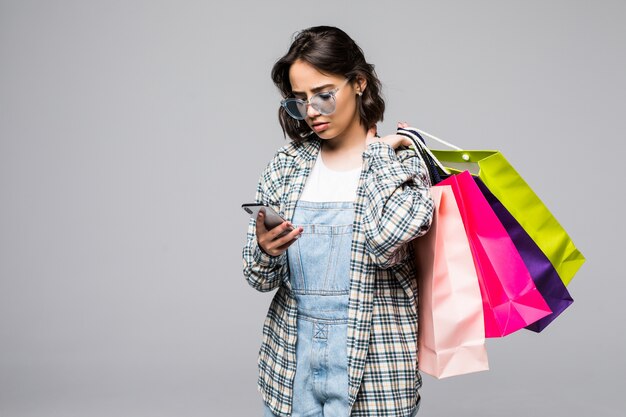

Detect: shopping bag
473,177,574,332
414,186,489,378
437,171,552,337
430,148,585,286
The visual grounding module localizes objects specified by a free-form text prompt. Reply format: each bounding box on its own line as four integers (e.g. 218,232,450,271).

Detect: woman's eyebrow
291,83,336,95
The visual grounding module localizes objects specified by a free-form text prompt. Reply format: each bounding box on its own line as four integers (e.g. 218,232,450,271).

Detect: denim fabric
244,139,432,416
264,201,353,417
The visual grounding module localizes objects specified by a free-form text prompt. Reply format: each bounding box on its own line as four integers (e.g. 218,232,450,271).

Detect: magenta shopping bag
473,177,574,332
437,172,552,337
414,186,489,378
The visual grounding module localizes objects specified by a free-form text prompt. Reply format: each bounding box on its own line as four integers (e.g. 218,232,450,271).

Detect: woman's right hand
256,212,303,256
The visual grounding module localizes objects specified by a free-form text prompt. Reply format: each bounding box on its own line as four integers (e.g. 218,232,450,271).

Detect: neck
321,123,367,154
319,122,367,171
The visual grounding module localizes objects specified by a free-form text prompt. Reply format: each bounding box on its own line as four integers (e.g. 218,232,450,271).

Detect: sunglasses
280,79,351,120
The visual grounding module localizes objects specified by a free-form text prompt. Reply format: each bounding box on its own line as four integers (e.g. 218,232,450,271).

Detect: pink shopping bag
414,186,489,378
437,172,552,337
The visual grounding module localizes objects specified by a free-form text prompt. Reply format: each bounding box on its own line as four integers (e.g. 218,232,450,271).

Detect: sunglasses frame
280,78,351,120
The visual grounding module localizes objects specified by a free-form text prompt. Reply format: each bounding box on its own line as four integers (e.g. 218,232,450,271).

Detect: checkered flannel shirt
242,137,434,416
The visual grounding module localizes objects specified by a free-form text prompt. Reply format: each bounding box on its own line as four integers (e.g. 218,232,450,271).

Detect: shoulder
396,146,428,179
363,142,425,176
277,136,320,158
258,137,320,185
395,145,421,164
364,141,419,162
264,137,320,170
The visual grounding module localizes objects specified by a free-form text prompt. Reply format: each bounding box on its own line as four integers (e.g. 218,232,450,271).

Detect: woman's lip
312,122,329,132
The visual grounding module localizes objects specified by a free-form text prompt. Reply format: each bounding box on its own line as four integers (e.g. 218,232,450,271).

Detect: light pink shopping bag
414,186,489,378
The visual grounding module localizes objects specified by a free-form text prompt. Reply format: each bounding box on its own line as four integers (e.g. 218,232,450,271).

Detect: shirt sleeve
362,141,434,269
241,153,289,292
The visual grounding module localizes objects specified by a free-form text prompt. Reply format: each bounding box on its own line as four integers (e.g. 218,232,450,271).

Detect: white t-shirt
299,150,362,202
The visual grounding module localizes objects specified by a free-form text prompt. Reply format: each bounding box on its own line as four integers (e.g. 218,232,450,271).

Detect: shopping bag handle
406,127,463,151
396,127,451,176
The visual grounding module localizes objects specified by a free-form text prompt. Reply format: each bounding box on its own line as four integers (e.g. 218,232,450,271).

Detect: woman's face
288,59,365,142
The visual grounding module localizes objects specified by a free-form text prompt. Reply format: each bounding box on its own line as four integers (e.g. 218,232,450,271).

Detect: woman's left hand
366,122,413,149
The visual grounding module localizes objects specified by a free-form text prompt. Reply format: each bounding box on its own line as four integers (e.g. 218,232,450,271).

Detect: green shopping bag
411,128,585,286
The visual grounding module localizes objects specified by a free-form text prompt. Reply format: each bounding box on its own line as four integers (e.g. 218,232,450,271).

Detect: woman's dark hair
271,26,385,141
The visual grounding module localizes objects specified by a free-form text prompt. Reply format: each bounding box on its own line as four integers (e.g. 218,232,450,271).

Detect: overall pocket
287,223,352,295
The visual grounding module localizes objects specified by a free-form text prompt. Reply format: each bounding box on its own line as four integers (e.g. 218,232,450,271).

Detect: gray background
1,1,624,416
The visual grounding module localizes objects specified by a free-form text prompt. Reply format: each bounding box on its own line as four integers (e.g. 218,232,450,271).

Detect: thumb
255,211,268,234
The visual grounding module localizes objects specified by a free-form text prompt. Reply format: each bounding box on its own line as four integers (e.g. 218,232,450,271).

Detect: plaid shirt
242,137,434,417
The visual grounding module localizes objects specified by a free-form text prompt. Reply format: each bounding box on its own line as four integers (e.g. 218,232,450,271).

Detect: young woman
242,26,434,417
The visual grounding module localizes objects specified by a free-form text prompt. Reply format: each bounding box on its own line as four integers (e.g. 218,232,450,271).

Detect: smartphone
242,203,290,231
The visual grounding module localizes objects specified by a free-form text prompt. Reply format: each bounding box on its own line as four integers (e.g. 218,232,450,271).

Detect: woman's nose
306,102,320,118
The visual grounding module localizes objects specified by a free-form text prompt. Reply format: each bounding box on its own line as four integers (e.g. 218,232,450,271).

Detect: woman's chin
314,130,335,140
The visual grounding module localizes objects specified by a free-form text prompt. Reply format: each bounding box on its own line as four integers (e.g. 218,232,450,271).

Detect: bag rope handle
411,128,463,151
396,127,452,175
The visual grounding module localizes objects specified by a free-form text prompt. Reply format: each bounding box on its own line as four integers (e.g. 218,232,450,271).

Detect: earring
357,91,363,96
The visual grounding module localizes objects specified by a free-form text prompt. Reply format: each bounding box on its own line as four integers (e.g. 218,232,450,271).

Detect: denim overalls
264,200,353,417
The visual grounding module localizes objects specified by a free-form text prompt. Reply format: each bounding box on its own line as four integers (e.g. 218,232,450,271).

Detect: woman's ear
354,75,367,95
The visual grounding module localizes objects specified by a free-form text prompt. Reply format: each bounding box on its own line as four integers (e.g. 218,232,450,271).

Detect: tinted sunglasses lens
282,100,306,120
311,94,336,115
